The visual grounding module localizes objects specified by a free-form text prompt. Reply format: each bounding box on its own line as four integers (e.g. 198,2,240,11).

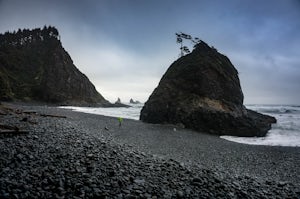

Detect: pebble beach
0,103,299,198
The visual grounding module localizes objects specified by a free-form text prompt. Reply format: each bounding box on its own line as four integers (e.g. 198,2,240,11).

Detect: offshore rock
130,98,141,104
113,98,130,107
115,98,122,104
0,26,110,106
140,41,276,137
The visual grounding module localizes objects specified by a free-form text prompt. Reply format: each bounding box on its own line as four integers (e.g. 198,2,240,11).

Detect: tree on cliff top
175,32,201,57
0,26,60,48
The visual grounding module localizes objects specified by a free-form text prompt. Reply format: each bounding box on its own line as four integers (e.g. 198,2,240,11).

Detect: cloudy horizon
0,0,299,104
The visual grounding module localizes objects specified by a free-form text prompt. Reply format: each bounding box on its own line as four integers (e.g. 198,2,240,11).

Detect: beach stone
1,104,299,198
140,41,276,137
192,177,202,183
278,181,287,187
134,179,145,185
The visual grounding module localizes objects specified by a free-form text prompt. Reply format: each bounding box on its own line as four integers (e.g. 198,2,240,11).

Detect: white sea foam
221,105,300,147
60,103,143,120
60,104,300,147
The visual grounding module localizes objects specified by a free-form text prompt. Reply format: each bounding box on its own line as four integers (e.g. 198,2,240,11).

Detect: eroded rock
140,41,276,137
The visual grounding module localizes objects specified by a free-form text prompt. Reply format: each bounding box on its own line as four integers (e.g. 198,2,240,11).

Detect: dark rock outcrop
130,98,141,104
115,98,122,104
0,26,110,106
113,98,130,107
140,41,276,137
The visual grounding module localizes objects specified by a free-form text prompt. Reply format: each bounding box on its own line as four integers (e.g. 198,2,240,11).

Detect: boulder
140,41,276,137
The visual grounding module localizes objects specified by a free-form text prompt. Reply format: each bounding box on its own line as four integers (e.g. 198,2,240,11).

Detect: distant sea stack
0,26,110,106
140,41,276,137
113,98,130,107
130,98,141,104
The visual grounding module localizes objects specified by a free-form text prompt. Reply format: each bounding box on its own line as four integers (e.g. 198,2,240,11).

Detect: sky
0,0,299,104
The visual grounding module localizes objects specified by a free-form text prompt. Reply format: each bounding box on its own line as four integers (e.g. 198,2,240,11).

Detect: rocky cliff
140,41,276,137
0,26,110,106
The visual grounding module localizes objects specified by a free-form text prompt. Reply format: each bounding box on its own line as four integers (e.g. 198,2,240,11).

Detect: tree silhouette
176,33,184,57
175,32,201,57
0,26,61,48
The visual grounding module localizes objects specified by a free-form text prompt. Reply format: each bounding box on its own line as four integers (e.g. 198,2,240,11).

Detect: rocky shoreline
0,103,299,198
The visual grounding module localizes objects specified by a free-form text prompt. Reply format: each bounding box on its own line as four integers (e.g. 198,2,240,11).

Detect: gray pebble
0,105,299,199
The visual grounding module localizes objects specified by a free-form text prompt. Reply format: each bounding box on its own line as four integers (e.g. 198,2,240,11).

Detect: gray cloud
0,0,299,104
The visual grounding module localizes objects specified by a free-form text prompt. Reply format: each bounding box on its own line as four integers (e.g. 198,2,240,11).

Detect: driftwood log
0,124,29,135
0,130,29,134
40,114,66,118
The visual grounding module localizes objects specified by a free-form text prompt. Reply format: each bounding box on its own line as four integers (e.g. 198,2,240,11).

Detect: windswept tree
175,32,202,57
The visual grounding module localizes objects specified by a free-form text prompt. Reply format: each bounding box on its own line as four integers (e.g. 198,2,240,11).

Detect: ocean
60,104,300,147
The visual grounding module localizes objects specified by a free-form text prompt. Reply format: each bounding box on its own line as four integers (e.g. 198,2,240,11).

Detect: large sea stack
140,41,276,137
0,26,110,106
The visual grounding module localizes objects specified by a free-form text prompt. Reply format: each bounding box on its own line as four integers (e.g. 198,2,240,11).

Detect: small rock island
129,98,141,104
140,41,276,137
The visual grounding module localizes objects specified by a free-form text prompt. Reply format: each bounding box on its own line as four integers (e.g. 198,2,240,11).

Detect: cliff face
0,26,110,106
140,41,276,137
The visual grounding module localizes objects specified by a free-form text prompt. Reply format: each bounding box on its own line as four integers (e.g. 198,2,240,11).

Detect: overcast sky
0,0,299,104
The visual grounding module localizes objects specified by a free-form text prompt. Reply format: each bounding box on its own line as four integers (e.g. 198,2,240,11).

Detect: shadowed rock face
140,41,276,137
0,27,110,106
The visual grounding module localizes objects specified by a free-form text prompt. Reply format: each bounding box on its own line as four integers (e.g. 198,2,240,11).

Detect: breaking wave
60,104,300,147
221,105,300,147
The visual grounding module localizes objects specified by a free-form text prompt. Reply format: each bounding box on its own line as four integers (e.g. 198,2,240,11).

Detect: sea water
60,104,300,147
221,105,300,147
60,103,143,120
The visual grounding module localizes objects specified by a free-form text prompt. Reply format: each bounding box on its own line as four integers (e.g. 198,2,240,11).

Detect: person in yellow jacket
118,117,123,127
